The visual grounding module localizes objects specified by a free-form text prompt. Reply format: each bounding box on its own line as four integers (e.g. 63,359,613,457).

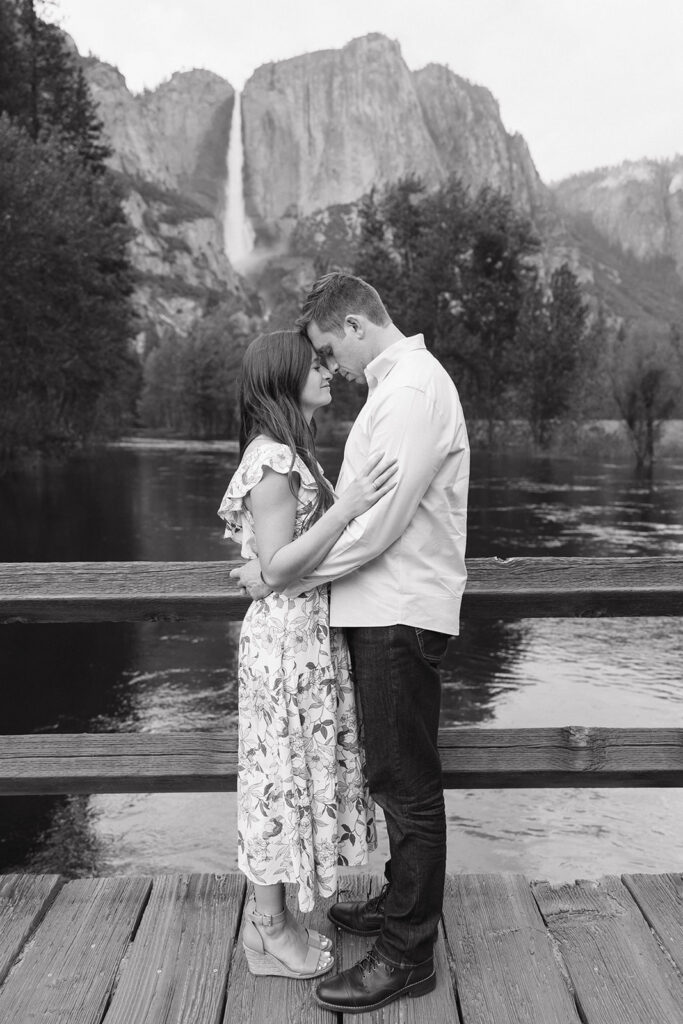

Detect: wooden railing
2,557,683,796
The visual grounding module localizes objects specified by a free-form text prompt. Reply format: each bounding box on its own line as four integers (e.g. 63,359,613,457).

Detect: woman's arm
249,454,397,591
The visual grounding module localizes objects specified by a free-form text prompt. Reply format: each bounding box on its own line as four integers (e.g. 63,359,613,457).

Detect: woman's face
299,348,333,419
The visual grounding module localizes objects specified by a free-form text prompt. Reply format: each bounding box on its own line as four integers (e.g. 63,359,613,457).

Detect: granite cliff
413,63,549,222
554,158,683,281
241,35,442,235
85,59,235,216
81,32,682,348
241,33,553,242
85,33,560,344
83,58,242,348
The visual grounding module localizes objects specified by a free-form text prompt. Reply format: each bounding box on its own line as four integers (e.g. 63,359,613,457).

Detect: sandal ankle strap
247,905,287,928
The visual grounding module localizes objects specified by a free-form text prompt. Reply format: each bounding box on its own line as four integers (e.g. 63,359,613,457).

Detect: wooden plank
461,555,683,618
622,872,683,973
442,873,579,1024
0,873,64,984
2,727,683,795
0,561,249,623
102,873,245,1024
222,883,337,1024
0,732,239,794
0,875,151,1024
532,875,683,1024
2,556,683,623
438,726,683,788
334,872,459,1023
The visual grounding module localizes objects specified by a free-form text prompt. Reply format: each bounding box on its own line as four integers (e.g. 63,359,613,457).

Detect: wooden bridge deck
3,558,683,1020
1,870,682,1024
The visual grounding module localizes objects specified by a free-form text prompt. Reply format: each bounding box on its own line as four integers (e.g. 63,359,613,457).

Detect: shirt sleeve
283,384,449,593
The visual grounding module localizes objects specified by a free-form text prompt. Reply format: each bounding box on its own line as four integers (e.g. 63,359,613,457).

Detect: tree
515,264,587,447
139,300,263,437
0,116,137,459
353,176,539,438
0,1,110,169
0,2,136,461
0,1,27,124
355,176,474,352
455,187,539,441
608,322,683,471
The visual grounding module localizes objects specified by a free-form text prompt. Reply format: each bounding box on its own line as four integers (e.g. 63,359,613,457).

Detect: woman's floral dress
218,442,376,912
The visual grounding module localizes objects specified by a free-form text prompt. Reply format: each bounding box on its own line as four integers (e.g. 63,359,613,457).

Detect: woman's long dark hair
239,330,334,524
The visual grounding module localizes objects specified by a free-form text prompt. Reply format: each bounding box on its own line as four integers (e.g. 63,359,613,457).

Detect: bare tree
609,323,682,470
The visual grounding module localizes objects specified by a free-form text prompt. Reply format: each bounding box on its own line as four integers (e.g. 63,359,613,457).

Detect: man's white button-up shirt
288,334,470,635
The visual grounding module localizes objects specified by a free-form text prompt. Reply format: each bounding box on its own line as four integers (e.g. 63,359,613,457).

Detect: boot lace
366,881,390,913
359,948,394,977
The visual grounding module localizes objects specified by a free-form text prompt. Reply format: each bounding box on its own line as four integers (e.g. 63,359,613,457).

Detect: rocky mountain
241,35,441,235
84,33,562,347
241,33,553,243
83,58,244,349
413,62,548,221
553,158,683,280
81,32,682,349
85,60,232,205
550,158,683,337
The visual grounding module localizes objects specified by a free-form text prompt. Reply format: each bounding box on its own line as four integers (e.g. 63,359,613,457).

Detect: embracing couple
218,271,469,1014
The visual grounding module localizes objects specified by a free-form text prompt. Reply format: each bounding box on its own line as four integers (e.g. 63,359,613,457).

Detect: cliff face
84,33,682,346
85,60,234,214
83,60,241,347
241,34,551,240
553,158,683,280
242,34,442,234
413,63,549,220
87,34,553,285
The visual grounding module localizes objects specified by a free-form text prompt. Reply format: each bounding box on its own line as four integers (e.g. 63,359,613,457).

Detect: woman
218,330,397,980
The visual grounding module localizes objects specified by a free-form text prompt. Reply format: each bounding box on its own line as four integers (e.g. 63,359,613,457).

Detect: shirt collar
364,334,426,390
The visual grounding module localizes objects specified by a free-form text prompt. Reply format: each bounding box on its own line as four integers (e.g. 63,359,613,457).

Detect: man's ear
345,314,366,338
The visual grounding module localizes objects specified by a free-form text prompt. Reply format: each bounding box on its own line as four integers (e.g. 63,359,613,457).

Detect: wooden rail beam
0,734,238,795
1,727,682,794
1,557,683,622
438,727,683,788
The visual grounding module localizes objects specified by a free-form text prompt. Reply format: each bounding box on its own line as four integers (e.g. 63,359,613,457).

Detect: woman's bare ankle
252,882,286,923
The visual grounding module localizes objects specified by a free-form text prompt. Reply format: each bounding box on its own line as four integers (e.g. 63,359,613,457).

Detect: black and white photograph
1,0,683,1019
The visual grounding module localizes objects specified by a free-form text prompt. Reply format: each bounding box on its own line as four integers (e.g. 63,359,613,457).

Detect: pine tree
0,0,137,461
0,116,137,459
0,1,110,169
0,1,28,122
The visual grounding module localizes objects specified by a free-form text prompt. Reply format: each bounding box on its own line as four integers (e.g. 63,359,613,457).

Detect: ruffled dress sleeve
217,442,320,559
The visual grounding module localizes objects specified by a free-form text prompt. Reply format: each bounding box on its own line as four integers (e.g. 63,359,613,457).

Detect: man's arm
284,385,454,593
228,451,397,599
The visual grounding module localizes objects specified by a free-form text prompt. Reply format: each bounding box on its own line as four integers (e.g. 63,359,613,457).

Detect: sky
51,0,683,184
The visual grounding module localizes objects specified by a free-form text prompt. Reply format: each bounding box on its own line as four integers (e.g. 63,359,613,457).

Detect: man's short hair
296,272,391,335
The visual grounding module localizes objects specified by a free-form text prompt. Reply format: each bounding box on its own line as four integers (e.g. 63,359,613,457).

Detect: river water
2,440,683,881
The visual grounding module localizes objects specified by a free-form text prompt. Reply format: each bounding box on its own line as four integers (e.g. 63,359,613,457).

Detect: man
231,272,469,1013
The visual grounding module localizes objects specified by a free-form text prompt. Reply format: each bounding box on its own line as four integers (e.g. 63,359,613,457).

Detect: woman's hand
229,558,272,600
336,452,399,522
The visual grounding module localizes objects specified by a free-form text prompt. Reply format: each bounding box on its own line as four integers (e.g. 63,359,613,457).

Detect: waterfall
224,92,254,268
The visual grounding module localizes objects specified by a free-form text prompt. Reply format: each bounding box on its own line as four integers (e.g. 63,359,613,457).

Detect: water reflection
468,454,683,557
446,788,683,879
440,620,527,725
2,444,683,879
94,621,241,734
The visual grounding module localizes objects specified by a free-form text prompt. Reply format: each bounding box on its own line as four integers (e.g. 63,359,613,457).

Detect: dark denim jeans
346,623,450,968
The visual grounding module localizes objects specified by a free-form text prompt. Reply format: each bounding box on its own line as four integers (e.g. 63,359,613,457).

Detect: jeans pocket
414,628,450,667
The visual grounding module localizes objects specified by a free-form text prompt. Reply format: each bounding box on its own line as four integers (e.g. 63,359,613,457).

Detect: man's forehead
308,322,338,350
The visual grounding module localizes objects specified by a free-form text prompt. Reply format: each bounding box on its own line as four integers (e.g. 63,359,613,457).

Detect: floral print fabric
218,442,376,911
